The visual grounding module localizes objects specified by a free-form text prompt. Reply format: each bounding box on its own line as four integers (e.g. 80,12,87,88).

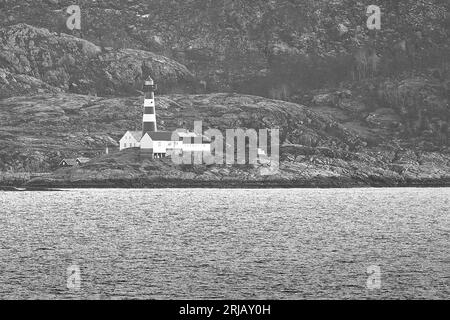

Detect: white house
119,131,143,150
139,131,210,158
140,131,182,158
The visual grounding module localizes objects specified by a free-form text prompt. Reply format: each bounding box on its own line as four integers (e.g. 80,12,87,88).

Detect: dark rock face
0,24,195,97
375,77,449,142
302,76,449,148
0,68,61,98
1,0,448,95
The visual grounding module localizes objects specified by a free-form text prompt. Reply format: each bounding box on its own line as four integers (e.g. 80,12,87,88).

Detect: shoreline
2,176,449,191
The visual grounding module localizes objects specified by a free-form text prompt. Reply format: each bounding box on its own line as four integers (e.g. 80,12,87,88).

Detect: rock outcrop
298,76,449,147
1,0,448,96
1,91,448,187
0,1,448,188
0,92,364,172
25,147,450,188
0,24,195,97
0,68,61,98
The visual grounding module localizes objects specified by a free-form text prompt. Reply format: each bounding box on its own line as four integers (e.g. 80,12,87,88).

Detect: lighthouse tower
142,76,157,135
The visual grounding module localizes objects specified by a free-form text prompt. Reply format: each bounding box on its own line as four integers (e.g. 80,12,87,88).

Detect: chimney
142,76,157,135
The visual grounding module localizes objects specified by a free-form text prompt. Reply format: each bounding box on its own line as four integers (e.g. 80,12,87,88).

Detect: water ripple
0,188,449,299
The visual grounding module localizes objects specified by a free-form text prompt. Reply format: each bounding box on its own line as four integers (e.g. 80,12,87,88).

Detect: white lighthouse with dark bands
142,76,157,134
119,76,211,158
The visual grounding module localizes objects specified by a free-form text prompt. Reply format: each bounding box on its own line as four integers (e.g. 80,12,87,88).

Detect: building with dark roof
59,157,91,167
59,159,78,167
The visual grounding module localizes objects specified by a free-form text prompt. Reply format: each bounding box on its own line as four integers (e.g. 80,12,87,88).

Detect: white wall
139,135,209,155
182,143,211,152
140,134,153,149
153,141,183,153
119,132,140,150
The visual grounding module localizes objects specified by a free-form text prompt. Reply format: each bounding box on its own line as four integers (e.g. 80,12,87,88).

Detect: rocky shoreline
1,176,446,190
0,185,62,191
2,144,446,190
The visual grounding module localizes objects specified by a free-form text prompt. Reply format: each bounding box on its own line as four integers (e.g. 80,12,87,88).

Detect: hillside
0,1,448,141
0,0,448,187
0,23,195,97
0,92,363,172
0,91,448,188
1,0,448,93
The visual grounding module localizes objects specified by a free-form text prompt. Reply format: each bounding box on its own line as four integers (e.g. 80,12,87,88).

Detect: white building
137,130,211,158
140,131,182,158
176,131,212,153
120,129,211,158
119,131,142,150
120,130,211,158
119,76,210,158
